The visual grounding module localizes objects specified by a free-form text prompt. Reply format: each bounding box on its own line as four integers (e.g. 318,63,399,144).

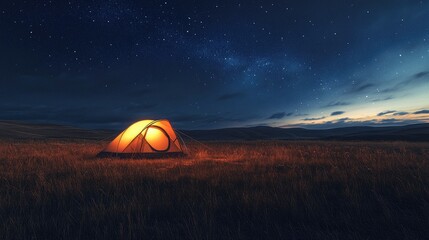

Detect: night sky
1,0,429,130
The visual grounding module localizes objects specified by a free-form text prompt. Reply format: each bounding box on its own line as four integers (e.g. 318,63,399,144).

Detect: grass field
0,140,428,239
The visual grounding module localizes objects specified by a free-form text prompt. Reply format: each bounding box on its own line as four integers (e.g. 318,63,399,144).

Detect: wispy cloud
331,111,345,116
393,111,408,116
377,110,396,116
372,96,394,102
382,70,429,93
267,112,293,119
414,109,429,114
349,83,375,93
290,118,428,129
413,71,429,79
302,116,326,121
323,101,350,108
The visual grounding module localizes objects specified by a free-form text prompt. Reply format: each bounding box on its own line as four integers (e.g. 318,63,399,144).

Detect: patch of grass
0,140,428,239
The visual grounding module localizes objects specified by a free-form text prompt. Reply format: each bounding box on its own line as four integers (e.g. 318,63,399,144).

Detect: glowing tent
98,119,185,158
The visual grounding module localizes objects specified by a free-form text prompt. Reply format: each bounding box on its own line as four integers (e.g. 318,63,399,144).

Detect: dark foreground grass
0,140,428,239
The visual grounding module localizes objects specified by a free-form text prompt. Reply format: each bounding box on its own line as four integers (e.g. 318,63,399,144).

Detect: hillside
182,124,429,141
1,120,428,141
0,121,114,140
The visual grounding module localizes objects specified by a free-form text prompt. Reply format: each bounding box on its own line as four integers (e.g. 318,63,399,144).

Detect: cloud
382,70,429,93
288,118,427,129
217,92,245,101
379,118,402,123
318,117,350,126
414,109,429,114
267,112,293,119
381,85,401,94
323,101,350,108
331,111,345,116
372,96,394,102
412,71,429,79
336,117,351,122
393,111,408,116
349,83,375,93
377,110,396,116
302,116,326,121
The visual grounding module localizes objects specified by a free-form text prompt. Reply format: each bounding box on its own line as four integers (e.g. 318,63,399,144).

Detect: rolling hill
0,120,428,141
181,124,429,141
0,121,114,140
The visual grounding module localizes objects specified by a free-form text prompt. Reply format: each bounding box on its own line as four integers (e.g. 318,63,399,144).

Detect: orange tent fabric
99,119,184,158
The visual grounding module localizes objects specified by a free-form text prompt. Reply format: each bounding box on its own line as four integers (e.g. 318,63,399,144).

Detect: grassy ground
0,140,428,239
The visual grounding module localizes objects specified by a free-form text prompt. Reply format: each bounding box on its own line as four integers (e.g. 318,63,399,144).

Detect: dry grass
0,140,428,239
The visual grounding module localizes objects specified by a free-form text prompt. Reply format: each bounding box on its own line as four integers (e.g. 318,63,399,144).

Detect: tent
98,119,185,158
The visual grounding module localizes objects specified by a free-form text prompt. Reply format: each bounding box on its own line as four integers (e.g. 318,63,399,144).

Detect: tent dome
98,119,185,158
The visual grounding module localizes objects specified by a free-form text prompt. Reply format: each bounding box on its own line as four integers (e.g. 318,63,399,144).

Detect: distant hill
0,121,115,140
180,124,429,141
0,120,428,141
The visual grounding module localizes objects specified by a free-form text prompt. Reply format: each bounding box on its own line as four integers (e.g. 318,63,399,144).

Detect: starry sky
1,0,429,130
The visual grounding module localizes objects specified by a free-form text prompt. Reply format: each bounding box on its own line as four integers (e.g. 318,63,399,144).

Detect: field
0,140,428,239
